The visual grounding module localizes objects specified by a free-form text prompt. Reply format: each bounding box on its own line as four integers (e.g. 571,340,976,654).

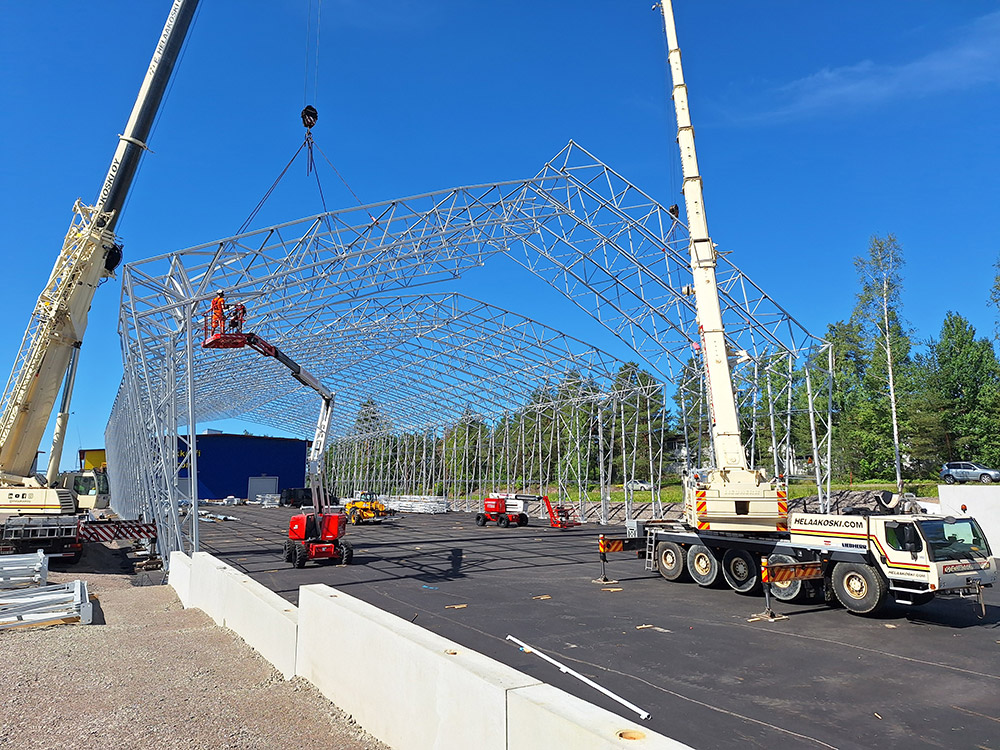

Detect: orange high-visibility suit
210,295,226,334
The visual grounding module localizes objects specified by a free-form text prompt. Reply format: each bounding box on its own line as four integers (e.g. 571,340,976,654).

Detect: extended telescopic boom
0,0,199,506
658,0,785,532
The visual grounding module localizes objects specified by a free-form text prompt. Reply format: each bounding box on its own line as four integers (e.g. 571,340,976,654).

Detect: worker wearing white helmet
210,289,227,335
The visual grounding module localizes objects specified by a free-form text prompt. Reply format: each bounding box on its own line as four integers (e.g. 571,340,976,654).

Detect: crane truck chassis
615,508,996,616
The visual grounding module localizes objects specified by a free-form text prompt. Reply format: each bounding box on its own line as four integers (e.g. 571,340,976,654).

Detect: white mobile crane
627,1,996,615
0,1,199,556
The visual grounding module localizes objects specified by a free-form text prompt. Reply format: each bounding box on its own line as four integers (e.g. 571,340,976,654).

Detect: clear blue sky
2,1,999,469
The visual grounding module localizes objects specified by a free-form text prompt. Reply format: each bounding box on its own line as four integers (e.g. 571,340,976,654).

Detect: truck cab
53,469,111,511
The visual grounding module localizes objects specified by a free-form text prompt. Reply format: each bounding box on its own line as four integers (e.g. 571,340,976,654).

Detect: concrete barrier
221,569,298,679
188,551,237,625
296,583,690,750
167,551,192,607
296,583,538,750
171,555,691,749
508,683,687,749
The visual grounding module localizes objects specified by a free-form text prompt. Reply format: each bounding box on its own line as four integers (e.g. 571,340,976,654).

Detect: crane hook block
301,105,318,129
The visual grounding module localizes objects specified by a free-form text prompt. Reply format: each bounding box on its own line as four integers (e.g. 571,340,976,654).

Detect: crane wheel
282,540,295,563
498,515,510,528
655,541,688,581
721,549,760,594
687,544,720,587
517,513,529,527
767,553,803,602
832,562,887,615
475,514,486,527
294,544,309,569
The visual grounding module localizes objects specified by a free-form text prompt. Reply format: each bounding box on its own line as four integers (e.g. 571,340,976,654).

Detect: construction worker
229,301,247,333
210,290,227,335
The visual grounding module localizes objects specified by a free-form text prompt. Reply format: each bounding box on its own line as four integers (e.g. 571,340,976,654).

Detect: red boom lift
203,319,351,568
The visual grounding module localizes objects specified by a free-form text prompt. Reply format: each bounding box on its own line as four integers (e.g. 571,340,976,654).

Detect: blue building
178,433,307,500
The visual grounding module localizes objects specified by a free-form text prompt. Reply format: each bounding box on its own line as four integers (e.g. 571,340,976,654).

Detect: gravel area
0,543,391,750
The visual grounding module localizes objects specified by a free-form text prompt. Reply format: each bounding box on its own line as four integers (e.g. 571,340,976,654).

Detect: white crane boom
658,0,786,532
0,0,199,514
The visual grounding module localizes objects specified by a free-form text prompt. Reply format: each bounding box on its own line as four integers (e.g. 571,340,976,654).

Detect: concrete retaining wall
167,550,191,607
169,553,688,749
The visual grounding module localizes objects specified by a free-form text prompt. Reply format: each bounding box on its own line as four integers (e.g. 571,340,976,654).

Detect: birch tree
853,234,910,493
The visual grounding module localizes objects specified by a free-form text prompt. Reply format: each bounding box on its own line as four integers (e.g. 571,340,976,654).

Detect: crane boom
658,0,786,532
0,0,199,509
206,331,335,516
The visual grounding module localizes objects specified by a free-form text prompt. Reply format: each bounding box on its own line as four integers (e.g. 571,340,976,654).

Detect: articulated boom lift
0,0,199,516
203,329,352,567
660,0,785,533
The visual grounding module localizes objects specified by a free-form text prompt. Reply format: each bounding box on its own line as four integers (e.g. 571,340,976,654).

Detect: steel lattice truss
106,143,832,557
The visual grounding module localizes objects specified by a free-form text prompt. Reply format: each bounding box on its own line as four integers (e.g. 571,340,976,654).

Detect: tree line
331,233,1000,491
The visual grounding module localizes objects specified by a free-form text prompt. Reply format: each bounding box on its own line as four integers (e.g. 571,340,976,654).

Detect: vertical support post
185,303,199,553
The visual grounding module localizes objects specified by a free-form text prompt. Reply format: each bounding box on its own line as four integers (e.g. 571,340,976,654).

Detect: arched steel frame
106,143,832,559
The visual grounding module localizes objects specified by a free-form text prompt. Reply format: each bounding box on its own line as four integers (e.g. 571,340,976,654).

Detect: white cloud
750,10,1000,122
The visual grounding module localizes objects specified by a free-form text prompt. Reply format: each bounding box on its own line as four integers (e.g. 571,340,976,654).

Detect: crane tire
294,544,309,569
832,562,887,615
282,540,295,563
498,515,510,528
687,544,720,587
655,541,688,582
475,514,486,527
517,513,529,526
721,548,761,594
766,553,804,602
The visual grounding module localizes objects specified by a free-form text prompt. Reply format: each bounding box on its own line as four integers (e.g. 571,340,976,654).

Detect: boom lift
0,0,200,518
616,1,997,616
203,328,352,568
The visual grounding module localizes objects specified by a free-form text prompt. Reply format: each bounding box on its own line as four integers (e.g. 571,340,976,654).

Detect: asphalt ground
195,505,1000,750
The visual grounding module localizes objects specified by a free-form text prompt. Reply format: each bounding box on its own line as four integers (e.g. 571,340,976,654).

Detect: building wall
179,434,307,500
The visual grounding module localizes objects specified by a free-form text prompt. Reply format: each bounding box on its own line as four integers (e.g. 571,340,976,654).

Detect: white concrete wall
222,569,298,679
170,554,690,750
297,583,536,750
167,551,192,608
508,684,688,749
932,486,1000,558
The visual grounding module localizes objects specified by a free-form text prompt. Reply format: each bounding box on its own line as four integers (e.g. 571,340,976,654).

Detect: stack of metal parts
384,495,449,514
0,550,48,589
0,551,92,629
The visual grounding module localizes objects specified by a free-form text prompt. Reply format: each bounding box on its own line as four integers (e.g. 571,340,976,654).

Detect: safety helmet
216,289,225,295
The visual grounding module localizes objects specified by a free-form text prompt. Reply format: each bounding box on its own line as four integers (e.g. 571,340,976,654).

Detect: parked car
624,480,653,491
940,462,1000,485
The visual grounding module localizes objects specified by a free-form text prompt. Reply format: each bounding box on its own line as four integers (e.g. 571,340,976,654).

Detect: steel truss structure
106,143,832,558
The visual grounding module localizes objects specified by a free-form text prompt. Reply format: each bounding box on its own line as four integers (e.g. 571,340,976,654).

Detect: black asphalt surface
196,505,1000,750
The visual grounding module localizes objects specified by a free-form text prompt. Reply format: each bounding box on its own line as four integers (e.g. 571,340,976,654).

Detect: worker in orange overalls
210,290,227,335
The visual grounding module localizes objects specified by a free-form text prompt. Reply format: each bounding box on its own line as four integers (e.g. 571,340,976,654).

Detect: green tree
918,313,1000,468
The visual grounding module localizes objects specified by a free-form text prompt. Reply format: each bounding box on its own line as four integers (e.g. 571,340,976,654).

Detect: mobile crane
0,1,199,557
203,329,352,568
625,1,997,616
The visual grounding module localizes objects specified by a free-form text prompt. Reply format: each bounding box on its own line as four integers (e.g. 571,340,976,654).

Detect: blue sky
2,1,999,468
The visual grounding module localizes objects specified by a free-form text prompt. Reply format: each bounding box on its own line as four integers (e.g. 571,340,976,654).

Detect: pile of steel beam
0,580,92,630
0,550,49,589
